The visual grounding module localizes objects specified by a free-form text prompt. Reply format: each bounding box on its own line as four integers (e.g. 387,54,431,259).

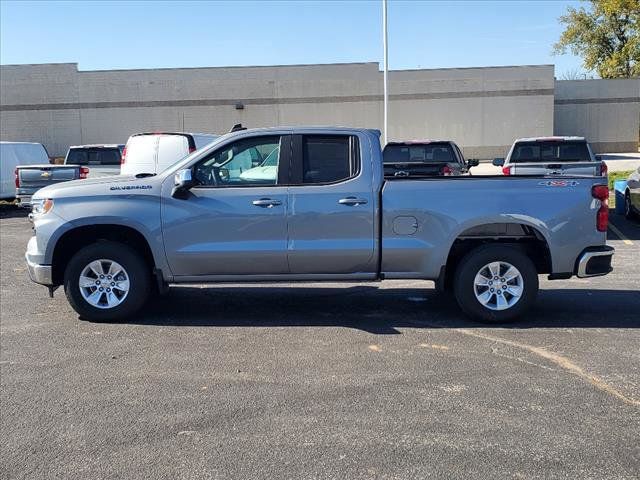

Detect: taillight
120,146,127,165
600,162,608,177
441,165,452,176
592,184,608,201
14,168,20,188
592,184,609,232
80,166,90,179
502,166,512,175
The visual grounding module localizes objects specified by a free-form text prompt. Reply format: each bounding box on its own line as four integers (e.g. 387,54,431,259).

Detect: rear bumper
16,195,33,208
575,246,614,278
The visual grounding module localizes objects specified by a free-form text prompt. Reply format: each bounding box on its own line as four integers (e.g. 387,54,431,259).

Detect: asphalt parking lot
1,207,639,479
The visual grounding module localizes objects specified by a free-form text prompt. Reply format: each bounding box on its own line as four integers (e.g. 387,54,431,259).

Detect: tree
554,0,640,78
558,67,596,80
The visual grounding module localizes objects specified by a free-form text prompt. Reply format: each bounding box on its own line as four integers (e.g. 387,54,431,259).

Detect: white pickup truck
493,137,607,177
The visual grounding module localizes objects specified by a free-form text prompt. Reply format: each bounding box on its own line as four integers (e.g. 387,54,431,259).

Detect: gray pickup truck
25,127,614,323
15,164,89,207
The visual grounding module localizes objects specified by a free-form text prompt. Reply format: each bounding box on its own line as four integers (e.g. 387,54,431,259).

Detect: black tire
64,241,151,321
624,191,637,220
453,244,538,323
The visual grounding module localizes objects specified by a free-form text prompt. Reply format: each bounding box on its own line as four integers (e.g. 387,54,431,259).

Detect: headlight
32,198,54,215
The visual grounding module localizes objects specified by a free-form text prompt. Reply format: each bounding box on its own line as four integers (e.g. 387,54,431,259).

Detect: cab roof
69,144,124,148
515,136,586,143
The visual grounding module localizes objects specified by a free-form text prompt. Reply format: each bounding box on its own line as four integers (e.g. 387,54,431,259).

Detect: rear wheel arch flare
442,222,552,289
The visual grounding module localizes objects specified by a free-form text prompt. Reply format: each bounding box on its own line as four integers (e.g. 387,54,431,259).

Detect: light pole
382,0,389,145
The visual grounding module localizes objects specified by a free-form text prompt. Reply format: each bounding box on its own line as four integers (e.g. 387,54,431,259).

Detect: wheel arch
50,223,157,286
440,221,552,290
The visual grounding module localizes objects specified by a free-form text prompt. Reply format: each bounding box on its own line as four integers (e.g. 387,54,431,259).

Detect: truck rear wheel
64,241,150,321
453,245,538,323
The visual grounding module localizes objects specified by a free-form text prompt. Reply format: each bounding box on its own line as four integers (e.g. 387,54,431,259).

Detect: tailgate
512,162,599,176
86,165,121,178
17,165,79,189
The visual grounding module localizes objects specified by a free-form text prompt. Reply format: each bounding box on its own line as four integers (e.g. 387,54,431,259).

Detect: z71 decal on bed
538,180,580,187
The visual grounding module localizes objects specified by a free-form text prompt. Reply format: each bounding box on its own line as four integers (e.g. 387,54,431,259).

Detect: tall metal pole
382,0,389,145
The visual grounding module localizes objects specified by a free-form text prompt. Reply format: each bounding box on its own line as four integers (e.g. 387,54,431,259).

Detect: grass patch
607,170,633,209
608,170,633,190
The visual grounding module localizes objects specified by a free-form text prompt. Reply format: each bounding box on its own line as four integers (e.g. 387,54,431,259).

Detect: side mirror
467,159,480,168
492,158,505,167
171,169,194,199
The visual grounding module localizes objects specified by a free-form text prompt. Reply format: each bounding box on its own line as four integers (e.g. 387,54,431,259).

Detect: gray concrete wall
1,62,554,159
388,65,554,159
554,79,640,153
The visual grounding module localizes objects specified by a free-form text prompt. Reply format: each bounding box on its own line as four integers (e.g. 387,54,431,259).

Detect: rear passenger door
286,134,376,275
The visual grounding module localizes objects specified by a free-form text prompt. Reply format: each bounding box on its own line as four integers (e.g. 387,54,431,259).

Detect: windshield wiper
135,173,156,178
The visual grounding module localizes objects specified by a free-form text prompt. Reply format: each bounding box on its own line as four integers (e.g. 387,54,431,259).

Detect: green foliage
608,170,634,190
554,0,640,78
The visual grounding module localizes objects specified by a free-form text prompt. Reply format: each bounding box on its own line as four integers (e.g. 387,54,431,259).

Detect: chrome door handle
338,197,368,206
252,198,282,208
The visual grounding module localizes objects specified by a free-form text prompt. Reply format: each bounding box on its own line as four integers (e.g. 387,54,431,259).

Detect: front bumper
26,256,53,285
25,235,53,286
575,246,614,278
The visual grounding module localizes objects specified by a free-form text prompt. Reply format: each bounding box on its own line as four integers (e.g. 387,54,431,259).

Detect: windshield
66,148,122,166
158,133,232,175
384,143,455,163
510,141,592,163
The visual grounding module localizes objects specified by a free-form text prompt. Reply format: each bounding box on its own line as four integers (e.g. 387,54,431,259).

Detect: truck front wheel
63,241,150,321
453,245,538,323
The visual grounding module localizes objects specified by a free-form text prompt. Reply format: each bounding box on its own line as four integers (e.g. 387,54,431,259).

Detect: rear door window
300,135,359,184
511,142,591,163
66,148,121,165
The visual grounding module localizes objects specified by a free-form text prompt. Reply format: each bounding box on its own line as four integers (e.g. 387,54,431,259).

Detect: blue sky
1,0,586,77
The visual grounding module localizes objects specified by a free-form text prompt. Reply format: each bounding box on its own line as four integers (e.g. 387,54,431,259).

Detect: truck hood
33,174,162,200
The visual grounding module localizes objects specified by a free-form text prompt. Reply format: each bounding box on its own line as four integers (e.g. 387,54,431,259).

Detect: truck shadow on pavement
0,205,28,219
609,213,640,240
124,286,640,334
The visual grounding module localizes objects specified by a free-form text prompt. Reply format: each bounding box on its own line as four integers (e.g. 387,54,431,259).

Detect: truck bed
380,175,607,278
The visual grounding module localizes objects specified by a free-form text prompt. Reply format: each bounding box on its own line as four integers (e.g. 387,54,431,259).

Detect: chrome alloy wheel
79,259,130,309
473,261,523,311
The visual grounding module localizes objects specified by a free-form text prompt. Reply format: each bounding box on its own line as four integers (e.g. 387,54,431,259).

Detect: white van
0,142,50,199
120,132,217,176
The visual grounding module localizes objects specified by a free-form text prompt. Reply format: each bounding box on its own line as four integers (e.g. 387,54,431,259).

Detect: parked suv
383,140,478,177
494,137,606,177
121,132,217,176
64,144,124,178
